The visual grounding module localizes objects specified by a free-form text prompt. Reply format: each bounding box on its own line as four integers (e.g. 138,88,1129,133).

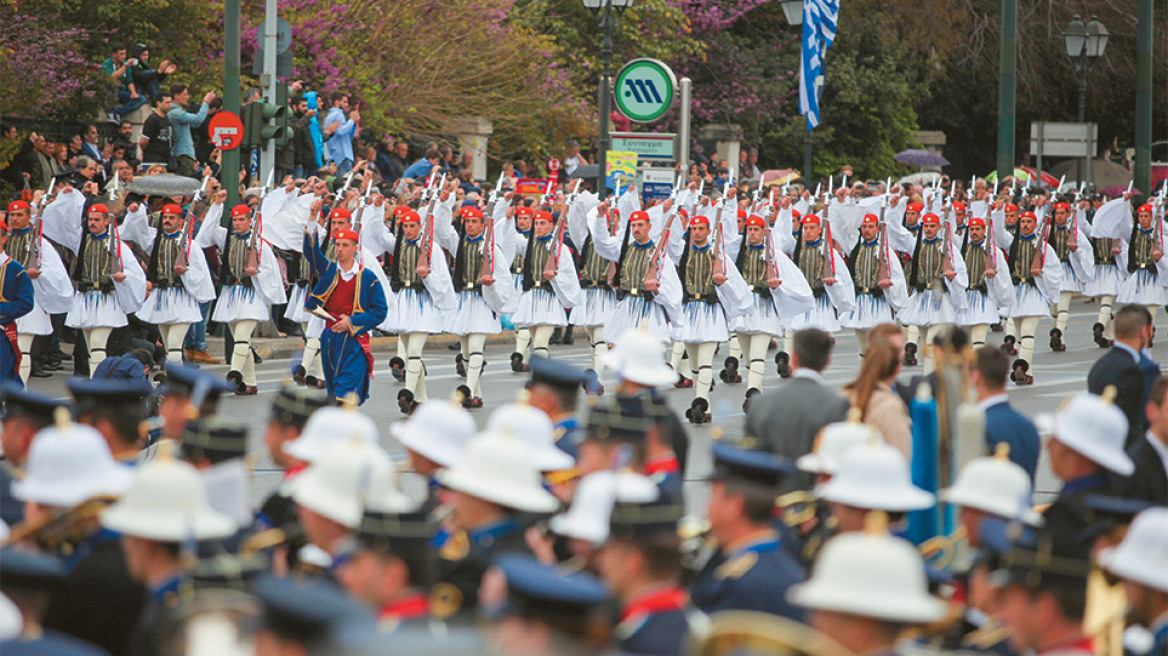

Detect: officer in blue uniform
251,573,381,653
179,417,248,468
689,442,806,621
0,217,36,385
580,393,684,503
0,547,110,655
67,377,155,465
0,382,66,525
599,495,696,656
526,354,586,458
492,554,611,654
156,363,236,444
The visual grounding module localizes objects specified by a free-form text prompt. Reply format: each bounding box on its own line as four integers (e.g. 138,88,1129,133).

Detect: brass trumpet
918,525,968,573
2,496,117,553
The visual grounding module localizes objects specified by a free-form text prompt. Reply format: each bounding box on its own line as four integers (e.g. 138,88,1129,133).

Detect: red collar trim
1038,636,1094,654
380,592,429,621
645,453,679,476
620,586,687,622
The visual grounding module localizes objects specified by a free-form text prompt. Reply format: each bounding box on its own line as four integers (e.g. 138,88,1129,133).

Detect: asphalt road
26,300,1165,512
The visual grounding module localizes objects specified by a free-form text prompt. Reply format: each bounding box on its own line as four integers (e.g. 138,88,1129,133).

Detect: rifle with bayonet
245,171,276,272
417,172,447,275
175,173,212,271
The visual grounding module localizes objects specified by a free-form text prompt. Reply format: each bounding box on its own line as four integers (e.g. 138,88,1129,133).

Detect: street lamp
780,1,812,183
584,0,634,199
1063,14,1109,186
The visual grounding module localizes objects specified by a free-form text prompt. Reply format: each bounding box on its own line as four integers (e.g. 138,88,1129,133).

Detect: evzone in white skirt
839,292,893,330
211,284,271,323
897,288,956,326
956,290,1000,326
1059,261,1082,293
788,294,841,333
1118,269,1168,305
16,304,52,336
284,283,309,323
512,287,568,328
606,295,673,345
730,294,785,337
66,291,128,329
446,290,502,336
384,288,445,334
671,301,729,344
136,286,203,324
569,287,616,328
1085,263,1121,297
1007,282,1052,318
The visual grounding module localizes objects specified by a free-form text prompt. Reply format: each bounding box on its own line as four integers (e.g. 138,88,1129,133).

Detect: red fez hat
460,205,484,220
6,201,30,213
1053,202,1070,211
332,228,359,242
677,208,689,218
801,214,821,225
968,217,986,228
737,209,748,220
1004,204,1019,213
330,207,351,221
516,206,534,217
230,204,251,219
791,209,802,220
533,211,553,223
922,213,941,225
906,202,924,212
1138,204,1154,214
862,214,880,225
88,203,111,215
745,215,766,229
689,215,710,228
1021,210,1037,220
393,205,409,217
953,201,967,212
162,203,183,216
398,209,421,223
629,210,650,224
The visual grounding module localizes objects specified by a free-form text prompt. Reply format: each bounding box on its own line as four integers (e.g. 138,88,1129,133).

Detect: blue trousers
321,330,370,404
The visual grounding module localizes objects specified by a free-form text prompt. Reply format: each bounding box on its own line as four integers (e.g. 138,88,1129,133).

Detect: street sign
1029,122,1098,158
208,111,245,150
276,18,293,53
516,178,553,195
611,132,676,161
547,158,561,173
614,58,677,124
606,151,637,190
641,168,674,202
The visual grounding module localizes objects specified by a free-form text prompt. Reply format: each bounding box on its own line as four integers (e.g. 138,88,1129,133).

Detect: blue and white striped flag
798,0,839,129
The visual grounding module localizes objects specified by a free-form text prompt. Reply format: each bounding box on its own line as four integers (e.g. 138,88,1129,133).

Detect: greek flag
798,0,839,129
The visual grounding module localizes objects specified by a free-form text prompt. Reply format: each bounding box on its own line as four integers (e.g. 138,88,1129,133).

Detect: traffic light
242,89,289,149
274,82,292,148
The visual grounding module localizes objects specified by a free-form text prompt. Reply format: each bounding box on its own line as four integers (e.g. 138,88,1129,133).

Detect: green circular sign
614,58,677,123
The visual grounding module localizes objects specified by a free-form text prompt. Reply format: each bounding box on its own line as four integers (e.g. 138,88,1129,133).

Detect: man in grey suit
745,328,850,489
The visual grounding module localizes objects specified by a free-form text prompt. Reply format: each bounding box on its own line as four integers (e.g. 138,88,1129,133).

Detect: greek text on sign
611,132,676,161
614,59,677,124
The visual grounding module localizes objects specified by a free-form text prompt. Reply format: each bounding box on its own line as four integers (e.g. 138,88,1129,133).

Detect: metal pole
1134,0,1154,195
678,77,691,174
803,125,813,184
260,0,278,185
596,1,613,200
996,0,1017,184
222,0,242,219
1076,52,1086,187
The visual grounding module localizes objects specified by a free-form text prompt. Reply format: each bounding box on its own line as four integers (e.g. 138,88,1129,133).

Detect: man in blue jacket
0,218,35,385
972,345,1040,482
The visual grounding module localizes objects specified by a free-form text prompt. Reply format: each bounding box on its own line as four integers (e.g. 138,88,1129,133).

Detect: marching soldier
508,209,582,363
894,211,968,374
432,199,515,408
993,209,1062,385
567,193,617,379
196,200,287,395
505,202,536,372
42,190,148,376
779,213,854,376
956,216,1014,349
3,199,71,383
839,212,908,358
1116,202,1168,327
1045,201,1094,352
122,202,216,365
1082,198,1121,348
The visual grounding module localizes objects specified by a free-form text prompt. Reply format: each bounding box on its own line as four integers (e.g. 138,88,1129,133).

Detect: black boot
510,352,528,373
903,342,918,366
1092,322,1111,348
292,364,307,386
685,398,711,424
719,356,741,384
990,321,1004,333
455,353,467,377
775,351,791,378
1011,359,1033,385
389,356,406,382
549,327,563,345
1049,328,1066,352
743,388,761,413
1001,335,1018,356
674,373,694,389
561,325,575,345
397,389,418,415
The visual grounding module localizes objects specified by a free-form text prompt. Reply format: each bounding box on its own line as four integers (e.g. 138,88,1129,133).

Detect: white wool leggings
83,327,112,375
159,323,190,365
1096,296,1115,339
967,324,990,349
739,332,771,391
670,341,691,379
17,334,33,382
514,327,531,359
531,325,556,361
1052,291,1073,334
229,320,258,386
403,332,429,403
587,325,606,373
855,329,870,357
461,333,487,398
1016,316,1041,369
684,342,718,402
